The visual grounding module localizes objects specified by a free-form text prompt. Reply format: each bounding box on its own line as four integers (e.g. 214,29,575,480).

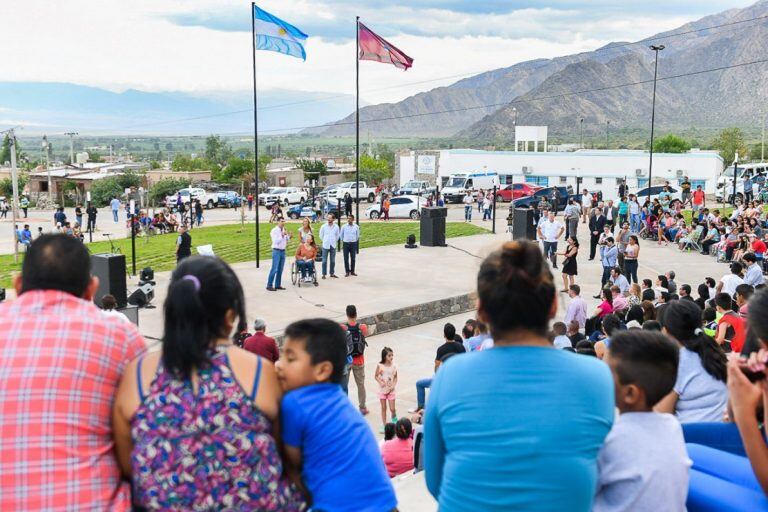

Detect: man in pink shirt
0,235,145,511
610,285,629,311
242,317,279,362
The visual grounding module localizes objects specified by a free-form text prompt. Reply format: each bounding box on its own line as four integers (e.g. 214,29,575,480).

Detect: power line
111,11,768,132
218,55,768,135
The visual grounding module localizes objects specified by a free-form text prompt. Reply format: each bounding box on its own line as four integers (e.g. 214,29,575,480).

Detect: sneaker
379,425,386,434
330,274,339,278
391,415,398,423
266,287,276,291
322,275,326,279
351,272,358,276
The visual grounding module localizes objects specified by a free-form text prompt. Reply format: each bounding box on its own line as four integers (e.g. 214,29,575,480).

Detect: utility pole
579,118,584,149
65,131,78,165
42,135,52,198
762,111,765,163
9,129,20,263
606,120,610,149
647,44,665,205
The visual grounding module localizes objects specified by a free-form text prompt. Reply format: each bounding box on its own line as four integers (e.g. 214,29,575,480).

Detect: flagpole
251,2,260,268
355,15,360,225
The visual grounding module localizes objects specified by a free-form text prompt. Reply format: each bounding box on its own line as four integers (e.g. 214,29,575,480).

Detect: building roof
446,148,724,161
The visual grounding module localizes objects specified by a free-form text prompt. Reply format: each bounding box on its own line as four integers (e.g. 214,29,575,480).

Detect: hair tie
181,275,201,291
694,328,703,336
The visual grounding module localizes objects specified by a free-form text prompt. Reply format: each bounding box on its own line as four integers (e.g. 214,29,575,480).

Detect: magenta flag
358,22,413,70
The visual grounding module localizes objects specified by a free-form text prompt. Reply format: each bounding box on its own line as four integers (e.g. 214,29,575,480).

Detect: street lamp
512,107,518,151
579,118,584,149
732,151,739,206
647,44,665,205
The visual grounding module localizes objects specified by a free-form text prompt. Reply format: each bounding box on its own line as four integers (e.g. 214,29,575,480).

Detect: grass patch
0,222,487,287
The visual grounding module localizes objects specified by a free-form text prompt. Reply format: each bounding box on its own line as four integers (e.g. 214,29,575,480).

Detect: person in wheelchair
295,233,319,284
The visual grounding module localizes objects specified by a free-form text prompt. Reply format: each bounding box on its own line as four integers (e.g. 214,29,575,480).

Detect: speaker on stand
91,253,127,308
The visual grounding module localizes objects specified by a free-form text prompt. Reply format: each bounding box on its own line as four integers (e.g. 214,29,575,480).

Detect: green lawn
681,205,767,224
0,222,487,287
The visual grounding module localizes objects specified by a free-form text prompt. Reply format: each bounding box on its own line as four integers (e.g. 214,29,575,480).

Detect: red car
495,183,543,202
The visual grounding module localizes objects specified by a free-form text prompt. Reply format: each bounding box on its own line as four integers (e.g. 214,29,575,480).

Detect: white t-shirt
538,219,563,242
463,195,473,205
553,335,572,349
674,347,729,423
594,412,690,512
581,194,592,206
719,273,744,297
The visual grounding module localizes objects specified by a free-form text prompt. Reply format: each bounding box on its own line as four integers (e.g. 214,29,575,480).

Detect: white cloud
0,0,737,110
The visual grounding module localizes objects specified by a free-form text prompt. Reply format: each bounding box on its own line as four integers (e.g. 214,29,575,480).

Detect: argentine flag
253,5,308,60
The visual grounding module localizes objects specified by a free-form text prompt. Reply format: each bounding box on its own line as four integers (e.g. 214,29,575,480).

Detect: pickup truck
165,187,217,209
396,180,435,197
325,181,377,203
261,187,308,207
511,186,575,212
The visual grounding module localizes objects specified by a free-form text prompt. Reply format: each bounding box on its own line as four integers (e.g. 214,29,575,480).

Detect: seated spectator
414,323,466,413
463,320,491,352
593,330,689,512
112,256,304,511
567,320,586,345
379,422,396,451
610,267,630,295
0,235,145,510
243,317,279,363
594,314,622,360
624,305,644,329
575,339,598,357
642,320,662,331
656,300,728,423
277,319,396,512
551,321,571,349
382,418,415,477
695,283,711,310
424,241,614,511
641,300,656,321
610,285,628,312
735,283,755,317
714,292,747,352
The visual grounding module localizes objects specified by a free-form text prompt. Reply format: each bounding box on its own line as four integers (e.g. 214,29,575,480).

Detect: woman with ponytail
112,256,304,510
424,241,614,512
656,299,728,423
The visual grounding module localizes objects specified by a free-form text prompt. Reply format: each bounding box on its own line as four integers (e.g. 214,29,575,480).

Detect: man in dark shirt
176,225,192,263
242,318,279,363
434,323,466,370
86,203,98,232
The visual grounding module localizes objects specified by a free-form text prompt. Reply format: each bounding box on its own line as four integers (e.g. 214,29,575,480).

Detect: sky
1,0,758,107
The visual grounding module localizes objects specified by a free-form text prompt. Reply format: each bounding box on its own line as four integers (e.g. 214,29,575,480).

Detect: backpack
345,323,367,357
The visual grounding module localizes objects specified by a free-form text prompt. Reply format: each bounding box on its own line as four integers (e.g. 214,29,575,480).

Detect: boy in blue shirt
593,330,691,512
277,319,397,512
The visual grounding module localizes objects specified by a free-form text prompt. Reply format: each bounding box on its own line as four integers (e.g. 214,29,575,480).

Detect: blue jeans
464,204,472,221
483,208,491,220
297,259,313,278
630,213,641,233
416,377,433,408
112,209,119,223
322,247,336,276
267,249,286,288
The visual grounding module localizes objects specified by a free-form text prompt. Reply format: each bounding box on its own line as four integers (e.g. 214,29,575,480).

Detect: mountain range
0,82,357,135
314,0,768,140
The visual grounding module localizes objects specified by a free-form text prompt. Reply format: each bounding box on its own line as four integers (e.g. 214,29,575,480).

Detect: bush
88,172,142,206
149,177,192,204
0,175,28,197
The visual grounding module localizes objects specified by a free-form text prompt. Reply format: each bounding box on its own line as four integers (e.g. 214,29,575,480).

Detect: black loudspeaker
420,207,447,247
513,208,536,240
91,253,127,308
128,288,148,307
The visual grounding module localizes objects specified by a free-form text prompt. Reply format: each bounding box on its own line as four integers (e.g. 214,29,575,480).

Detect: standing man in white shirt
537,211,565,269
341,214,361,277
266,218,290,291
462,191,473,222
319,214,341,279
581,189,592,224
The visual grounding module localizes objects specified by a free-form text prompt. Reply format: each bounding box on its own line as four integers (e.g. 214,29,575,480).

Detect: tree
88,172,142,206
712,128,748,168
89,150,103,162
148,177,192,204
171,154,214,173
653,134,690,154
0,134,24,166
295,158,327,178
356,154,392,184
0,175,28,197
215,157,253,183
204,134,233,166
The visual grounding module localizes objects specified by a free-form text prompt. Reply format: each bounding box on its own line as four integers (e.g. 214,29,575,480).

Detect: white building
398,149,725,196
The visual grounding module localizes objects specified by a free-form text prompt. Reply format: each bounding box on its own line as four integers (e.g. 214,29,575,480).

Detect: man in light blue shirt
110,197,121,223
743,252,765,287
596,237,618,298
319,214,340,279
340,215,361,277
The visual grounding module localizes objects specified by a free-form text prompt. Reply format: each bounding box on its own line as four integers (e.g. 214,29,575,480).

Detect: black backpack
345,323,367,357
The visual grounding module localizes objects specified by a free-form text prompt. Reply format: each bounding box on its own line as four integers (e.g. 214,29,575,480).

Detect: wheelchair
291,259,318,287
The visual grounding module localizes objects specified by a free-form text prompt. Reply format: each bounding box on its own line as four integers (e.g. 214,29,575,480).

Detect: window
637,178,649,188
390,197,407,205
499,175,514,185
595,178,603,185
559,176,567,184
690,179,706,189
525,176,548,186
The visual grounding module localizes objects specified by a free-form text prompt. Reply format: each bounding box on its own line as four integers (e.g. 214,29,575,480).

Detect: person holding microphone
267,218,290,291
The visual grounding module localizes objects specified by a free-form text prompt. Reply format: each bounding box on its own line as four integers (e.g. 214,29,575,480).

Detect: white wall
421,149,724,196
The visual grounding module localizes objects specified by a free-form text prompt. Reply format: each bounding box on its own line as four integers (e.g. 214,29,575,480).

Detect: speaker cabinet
420,207,447,247
513,208,536,240
91,253,127,308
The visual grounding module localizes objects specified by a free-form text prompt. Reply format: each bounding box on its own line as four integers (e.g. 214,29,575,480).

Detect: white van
716,162,767,202
441,172,499,203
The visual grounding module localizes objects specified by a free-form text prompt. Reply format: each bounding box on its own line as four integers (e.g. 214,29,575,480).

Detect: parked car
442,172,499,203
326,181,377,203
496,183,542,202
165,187,216,209
635,186,682,207
286,200,317,220
396,180,436,197
317,184,340,200
512,186,575,211
261,187,307,207
365,195,426,220
216,190,242,208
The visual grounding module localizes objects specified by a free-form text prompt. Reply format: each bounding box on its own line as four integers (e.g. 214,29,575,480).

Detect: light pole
8,129,20,263
512,107,518,151
762,111,765,163
42,135,52,199
579,118,584,149
65,131,78,165
732,152,739,206
647,44,665,205
606,120,610,149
